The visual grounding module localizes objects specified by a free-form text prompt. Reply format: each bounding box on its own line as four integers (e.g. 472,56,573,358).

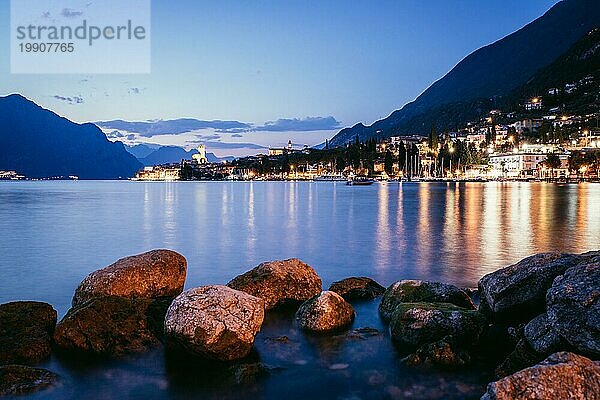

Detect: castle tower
192,144,208,164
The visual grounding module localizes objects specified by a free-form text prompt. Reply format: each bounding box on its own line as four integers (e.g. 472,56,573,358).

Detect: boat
346,176,375,186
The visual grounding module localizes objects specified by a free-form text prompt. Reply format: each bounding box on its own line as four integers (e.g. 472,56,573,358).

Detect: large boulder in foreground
389,302,487,347
296,291,355,332
523,313,564,356
227,259,322,310
482,352,600,400
478,253,580,322
0,302,57,365
379,280,475,322
328,277,385,301
165,285,265,361
53,296,168,356
546,260,600,357
0,365,58,397
72,249,187,307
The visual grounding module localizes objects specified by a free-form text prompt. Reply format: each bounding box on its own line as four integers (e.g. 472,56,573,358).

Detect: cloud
61,8,83,18
186,141,267,150
95,118,252,137
41,11,51,18
106,130,125,139
54,95,84,104
252,116,342,132
128,87,145,95
231,134,243,138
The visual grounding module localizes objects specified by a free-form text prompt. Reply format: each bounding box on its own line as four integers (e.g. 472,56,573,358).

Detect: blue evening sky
0,0,559,155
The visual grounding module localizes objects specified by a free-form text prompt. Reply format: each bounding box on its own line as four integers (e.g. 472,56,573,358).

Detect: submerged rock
404,337,471,368
0,301,57,365
389,302,487,347
72,249,187,307
546,259,600,357
478,253,580,322
295,291,355,332
482,352,600,400
227,259,322,310
379,280,475,322
53,296,167,356
328,277,385,301
164,285,264,361
0,365,58,396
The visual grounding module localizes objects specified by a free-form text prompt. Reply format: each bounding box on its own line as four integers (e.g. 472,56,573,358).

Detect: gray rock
0,365,58,396
478,253,581,322
73,249,187,307
389,302,487,347
523,313,563,355
53,296,167,356
164,285,265,361
227,259,322,310
0,301,57,365
328,277,385,300
495,339,542,378
295,291,355,332
482,352,600,400
547,259,600,357
379,280,475,322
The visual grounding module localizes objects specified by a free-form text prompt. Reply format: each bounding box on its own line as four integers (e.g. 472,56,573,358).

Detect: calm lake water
1,181,599,399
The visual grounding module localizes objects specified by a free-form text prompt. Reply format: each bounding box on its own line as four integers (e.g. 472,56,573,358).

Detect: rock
328,277,385,300
523,313,564,355
478,253,580,322
0,365,58,396
546,260,600,356
72,249,187,307
227,259,322,310
379,280,475,322
404,337,471,368
0,301,57,365
495,339,542,378
295,291,355,332
389,302,487,348
164,285,265,361
482,352,600,400
53,296,167,356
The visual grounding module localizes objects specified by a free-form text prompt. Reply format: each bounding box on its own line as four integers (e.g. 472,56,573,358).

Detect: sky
0,0,559,156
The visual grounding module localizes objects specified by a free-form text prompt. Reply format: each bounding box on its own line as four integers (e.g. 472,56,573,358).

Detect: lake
1,181,599,399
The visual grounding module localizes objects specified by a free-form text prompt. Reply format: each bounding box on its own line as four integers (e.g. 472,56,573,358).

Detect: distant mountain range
0,94,141,179
124,144,234,166
330,0,600,146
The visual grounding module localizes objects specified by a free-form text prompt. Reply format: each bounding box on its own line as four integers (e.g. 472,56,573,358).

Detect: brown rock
164,285,265,361
405,337,471,368
72,249,187,307
227,259,322,310
328,277,385,300
0,365,58,396
53,296,167,356
295,291,355,332
482,352,600,400
0,301,57,365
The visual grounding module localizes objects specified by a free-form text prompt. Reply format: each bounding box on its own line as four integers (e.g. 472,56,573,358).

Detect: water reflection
0,181,599,315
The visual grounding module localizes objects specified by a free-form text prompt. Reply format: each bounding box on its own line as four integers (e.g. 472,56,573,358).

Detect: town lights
561,116,568,121
531,97,539,103
508,136,514,143
449,147,455,154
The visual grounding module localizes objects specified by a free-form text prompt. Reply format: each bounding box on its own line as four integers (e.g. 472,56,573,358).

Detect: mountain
125,144,234,166
330,0,600,145
0,94,142,179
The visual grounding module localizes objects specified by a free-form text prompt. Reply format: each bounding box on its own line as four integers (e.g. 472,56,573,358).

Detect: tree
398,142,407,173
384,150,393,175
428,124,439,151
544,153,561,179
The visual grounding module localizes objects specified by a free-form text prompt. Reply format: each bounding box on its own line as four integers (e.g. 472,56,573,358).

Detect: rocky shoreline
1,250,598,398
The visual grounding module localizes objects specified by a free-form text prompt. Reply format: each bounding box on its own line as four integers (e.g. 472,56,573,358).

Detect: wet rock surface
328,277,385,301
0,365,58,396
389,302,487,347
482,352,600,400
404,337,472,368
379,280,475,322
478,253,580,322
164,285,265,361
295,291,355,332
227,259,322,310
72,249,187,307
53,296,168,356
0,301,57,365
